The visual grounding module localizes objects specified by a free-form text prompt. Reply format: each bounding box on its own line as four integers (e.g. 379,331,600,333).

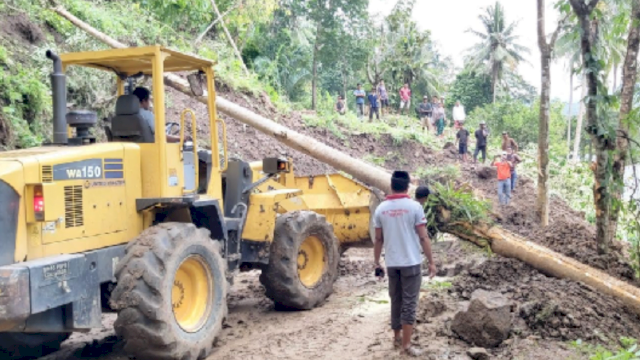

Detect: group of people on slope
454,123,521,205
348,81,393,121
340,83,466,129
416,96,465,137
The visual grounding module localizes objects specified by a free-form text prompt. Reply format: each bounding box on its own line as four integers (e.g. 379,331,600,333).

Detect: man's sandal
393,338,402,349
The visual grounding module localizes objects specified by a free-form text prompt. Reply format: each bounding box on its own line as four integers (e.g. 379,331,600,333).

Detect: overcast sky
369,0,578,102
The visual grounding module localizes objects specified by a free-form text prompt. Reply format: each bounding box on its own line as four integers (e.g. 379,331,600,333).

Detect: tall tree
568,0,640,253
536,0,565,226
466,1,530,102
284,0,367,110
569,0,610,253
611,0,640,246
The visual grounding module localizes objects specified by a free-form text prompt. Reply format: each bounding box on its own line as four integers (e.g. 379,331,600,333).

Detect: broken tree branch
54,6,640,317
208,0,249,76
194,2,239,46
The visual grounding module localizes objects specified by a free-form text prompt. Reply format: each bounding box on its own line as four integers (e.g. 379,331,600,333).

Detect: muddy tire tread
259,211,339,310
110,223,227,360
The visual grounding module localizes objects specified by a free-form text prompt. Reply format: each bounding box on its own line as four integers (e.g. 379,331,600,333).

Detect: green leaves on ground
423,181,492,230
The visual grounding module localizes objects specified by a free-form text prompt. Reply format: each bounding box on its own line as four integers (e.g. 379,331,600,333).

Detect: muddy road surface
35,243,590,360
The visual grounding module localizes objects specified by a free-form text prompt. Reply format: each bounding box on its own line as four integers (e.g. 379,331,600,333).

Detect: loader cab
58,46,228,204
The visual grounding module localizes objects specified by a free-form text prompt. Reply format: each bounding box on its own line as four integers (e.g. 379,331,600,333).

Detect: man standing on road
452,101,466,130
354,84,366,119
418,96,433,132
373,171,436,357
506,147,521,192
399,84,412,116
473,121,489,164
377,80,389,117
368,88,380,122
456,123,470,162
492,152,513,205
501,132,519,152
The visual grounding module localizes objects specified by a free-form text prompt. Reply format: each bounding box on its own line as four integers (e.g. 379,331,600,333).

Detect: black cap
391,171,411,192
392,171,410,181
415,186,431,199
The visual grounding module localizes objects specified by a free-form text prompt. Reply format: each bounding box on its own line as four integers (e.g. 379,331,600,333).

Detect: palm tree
466,1,530,102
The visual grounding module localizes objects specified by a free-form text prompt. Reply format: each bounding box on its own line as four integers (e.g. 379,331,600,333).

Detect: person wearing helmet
473,121,489,164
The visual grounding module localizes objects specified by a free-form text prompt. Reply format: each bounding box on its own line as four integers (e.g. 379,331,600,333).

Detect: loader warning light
262,158,290,174
34,185,45,221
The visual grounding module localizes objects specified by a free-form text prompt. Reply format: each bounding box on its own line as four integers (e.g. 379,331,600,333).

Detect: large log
54,6,640,316
442,221,640,315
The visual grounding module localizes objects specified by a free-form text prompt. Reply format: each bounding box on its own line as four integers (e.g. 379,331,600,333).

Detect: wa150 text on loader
0,46,377,360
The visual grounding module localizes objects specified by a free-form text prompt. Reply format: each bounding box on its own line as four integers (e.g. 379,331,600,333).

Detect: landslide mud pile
414,150,640,345
449,257,640,343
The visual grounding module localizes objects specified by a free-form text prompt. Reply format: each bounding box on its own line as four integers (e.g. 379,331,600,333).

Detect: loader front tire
260,211,339,310
0,332,70,359
110,223,227,360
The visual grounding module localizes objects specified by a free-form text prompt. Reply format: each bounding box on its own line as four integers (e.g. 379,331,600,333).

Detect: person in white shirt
374,171,436,357
452,101,466,130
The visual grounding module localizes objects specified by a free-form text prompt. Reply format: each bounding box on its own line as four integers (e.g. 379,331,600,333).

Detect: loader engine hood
0,162,21,267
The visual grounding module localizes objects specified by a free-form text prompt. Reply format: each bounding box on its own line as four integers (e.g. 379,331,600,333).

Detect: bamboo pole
54,6,640,316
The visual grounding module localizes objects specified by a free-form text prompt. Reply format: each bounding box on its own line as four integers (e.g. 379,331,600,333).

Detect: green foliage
425,182,493,227
467,99,568,155
465,1,530,101
415,165,461,185
364,154,386,167
519,147,596,222
445,71,492,113
135,0,211,34
423,280,452,291
0,45,48,148
570,338,640,360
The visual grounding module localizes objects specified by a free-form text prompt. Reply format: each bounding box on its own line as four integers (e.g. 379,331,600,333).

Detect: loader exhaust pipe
46,50,68,144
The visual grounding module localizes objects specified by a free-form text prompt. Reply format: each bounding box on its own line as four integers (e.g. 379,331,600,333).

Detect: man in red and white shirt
373,171,436,357
399,84,412,115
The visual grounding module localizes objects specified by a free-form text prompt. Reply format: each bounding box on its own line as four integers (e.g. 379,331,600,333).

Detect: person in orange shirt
492,152,513,205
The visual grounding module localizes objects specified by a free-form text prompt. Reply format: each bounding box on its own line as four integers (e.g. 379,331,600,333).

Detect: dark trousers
369,106,379,121
474,145,487,162
387,265,422,330
356,103,364,118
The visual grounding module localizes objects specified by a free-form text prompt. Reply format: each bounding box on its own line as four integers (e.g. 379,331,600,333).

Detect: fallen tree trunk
441,220,640,315
55,6,640,317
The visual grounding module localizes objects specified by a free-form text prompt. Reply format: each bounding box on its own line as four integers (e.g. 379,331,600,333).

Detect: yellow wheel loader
0,46,376,360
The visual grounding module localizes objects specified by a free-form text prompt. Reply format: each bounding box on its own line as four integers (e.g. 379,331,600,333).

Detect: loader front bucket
276,174,382,249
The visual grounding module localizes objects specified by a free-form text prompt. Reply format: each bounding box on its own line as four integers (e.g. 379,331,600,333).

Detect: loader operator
373,171,436,357
133,87,180,143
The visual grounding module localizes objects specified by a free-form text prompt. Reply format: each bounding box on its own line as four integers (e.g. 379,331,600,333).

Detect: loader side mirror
262,158,289,175
187,72,205,97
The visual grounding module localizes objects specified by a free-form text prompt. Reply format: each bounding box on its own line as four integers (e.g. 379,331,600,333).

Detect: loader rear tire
260,211,339,310
110,223,227,360
0,332,70,359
